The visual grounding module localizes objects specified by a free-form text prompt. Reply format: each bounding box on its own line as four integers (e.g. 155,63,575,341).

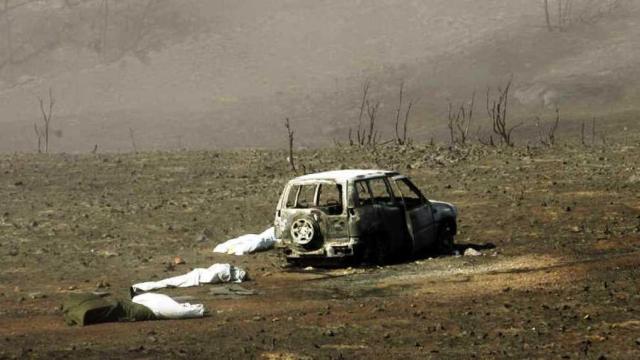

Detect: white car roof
291,169,396,183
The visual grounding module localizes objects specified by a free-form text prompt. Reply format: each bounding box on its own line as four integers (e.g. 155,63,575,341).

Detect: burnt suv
274,170,457,264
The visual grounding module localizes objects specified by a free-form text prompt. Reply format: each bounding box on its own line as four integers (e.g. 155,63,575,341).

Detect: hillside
0,0,638,152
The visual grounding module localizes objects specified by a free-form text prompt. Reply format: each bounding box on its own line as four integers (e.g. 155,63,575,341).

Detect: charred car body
274,170,457,264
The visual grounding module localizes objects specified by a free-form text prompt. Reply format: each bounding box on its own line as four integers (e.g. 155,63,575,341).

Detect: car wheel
290,214,321,249
437,222,455,254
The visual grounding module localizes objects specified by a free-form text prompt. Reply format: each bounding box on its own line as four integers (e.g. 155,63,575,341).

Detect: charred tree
486,79,521,147
284,118,297,172
36,87,55,153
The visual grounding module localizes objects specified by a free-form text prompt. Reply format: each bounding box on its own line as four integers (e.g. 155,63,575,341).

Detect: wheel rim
291,218,314,245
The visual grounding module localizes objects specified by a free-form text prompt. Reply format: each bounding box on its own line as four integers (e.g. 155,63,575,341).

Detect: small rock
28,292,46,300
195,233,209,243
173,256,186,265
96,250,119,258
464,248,482,256
304,266,314,271
570,226,581,233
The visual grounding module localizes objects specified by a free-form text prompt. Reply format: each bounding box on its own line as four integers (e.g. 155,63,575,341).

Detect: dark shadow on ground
284,242,498,270
410,242,497,261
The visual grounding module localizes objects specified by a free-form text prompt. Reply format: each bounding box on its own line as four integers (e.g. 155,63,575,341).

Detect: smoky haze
0,0,638,153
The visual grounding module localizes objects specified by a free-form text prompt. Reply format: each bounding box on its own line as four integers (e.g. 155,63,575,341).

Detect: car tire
289,214,321,250
437,222,455,254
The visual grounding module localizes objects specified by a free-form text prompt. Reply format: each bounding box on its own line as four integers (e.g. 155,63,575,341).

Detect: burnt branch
535,106,561,147
129,127,138,153
36,87,55,153
486,78,521,147
356,80,371,146
448,92,475,146
284,117,297,172
394,81,404,145
366,99,380,147
401,99,414,145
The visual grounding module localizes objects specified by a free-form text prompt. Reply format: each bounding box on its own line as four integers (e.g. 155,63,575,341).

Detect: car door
367,177,407,253
274,182,318,242
390,176,436,251
349,179,382,239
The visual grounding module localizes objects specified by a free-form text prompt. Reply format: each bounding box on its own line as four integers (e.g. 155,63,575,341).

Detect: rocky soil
1,138,639,359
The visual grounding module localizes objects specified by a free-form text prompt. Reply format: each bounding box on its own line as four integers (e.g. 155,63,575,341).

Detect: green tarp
62,293,156,326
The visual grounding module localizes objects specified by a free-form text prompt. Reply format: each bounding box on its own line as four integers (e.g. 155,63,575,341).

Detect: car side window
297,184,317,208
289,184,317,208
317,183,343,215
354,180,373,207
285,185,300,208
368,178,394,206
395,178,425,209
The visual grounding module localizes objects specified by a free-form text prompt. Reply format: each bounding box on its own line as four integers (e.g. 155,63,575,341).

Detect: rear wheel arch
437,220,456,253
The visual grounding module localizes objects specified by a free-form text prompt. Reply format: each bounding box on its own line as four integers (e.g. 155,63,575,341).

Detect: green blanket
62,293,156,326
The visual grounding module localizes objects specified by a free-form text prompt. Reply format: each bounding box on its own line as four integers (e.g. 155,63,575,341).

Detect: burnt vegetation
340,75,612,154
542,0,627,32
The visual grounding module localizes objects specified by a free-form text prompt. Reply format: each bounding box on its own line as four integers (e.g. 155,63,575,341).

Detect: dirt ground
1,138,639,359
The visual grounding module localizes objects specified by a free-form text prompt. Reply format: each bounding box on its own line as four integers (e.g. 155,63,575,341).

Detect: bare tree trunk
487,78,520,147
447,102,457,145
129,127,138,153
549,106,560,146
37,88,55,153
402,100,413,145
36,88,56,153
394,81,404,144
366,100,380,147
558,0,564,30
3,0,12,63
33,123,42,153
101,0,109,58
544,0,553,31
356,80,370,146
284,118,296,172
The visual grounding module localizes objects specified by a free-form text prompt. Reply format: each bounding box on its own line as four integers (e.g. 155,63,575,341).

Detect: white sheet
132,293,204,319
213,227,277,255
131,263,246,293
